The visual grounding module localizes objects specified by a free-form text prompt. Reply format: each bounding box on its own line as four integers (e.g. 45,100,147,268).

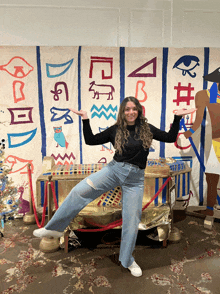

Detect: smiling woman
124,101,138,125
114,96,153,156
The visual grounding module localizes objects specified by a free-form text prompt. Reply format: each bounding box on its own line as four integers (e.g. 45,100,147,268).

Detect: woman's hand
69,108,88,120
174,108,197,117
173,108,198,138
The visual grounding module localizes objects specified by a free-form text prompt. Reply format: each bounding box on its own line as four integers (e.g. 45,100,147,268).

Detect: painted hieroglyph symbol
89,56,113,79
13,81,25,103
128,57,157,78
5,155,33,174
173,55,200,78
8,128,37,148
50,82,69,101
46,59,73,78
0,56,34,78
89,81,115,100
8,107,33,125
50,107,73,124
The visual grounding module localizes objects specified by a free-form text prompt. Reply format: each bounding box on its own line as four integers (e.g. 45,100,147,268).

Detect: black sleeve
82,119,114,145
149,115,182,143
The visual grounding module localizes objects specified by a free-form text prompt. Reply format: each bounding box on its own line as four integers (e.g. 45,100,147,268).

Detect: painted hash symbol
173,82,194,106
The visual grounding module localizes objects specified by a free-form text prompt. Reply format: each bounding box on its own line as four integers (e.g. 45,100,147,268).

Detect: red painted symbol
128,57,157,78
89,56,113,79
51,152,76,165
100,145,114,154
174,133,191,150
0,57,34,78
173,83,194,106
98,157,107,163
5,155,33,174
13,81,25,103
135,81,147,102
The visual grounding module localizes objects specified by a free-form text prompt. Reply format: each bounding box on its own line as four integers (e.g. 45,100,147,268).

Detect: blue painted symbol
91,105,118,120
50,107,73,124
173,55,200,78
99,127,112,150
8,128,37,148
53,127,69,148
149,146,155,152
46,59,73,78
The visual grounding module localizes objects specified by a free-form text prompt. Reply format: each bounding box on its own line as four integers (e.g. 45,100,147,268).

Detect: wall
0,0,220,207
0,0,220,47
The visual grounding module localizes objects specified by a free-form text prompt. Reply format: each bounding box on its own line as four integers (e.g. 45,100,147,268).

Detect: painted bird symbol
17,186,30,216
53,127,69,149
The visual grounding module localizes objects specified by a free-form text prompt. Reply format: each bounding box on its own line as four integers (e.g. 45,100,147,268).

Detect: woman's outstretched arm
69,108,115,145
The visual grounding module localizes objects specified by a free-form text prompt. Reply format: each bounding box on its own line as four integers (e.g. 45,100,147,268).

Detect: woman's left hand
174,108,197,117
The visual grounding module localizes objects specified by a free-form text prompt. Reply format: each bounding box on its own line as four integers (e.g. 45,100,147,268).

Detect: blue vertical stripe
154,178,159,206
175,175,177,197
177,175,180,198
187,171,190,194
199,48,209,205
36,46,46,159
55,180,59,206
182,173,185,196
120,47,125,103
162,177,167,203
78,46,83,164
41,181,44,206
160,48,169,158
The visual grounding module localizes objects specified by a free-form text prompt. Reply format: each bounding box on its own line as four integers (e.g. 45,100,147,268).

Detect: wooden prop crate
36,157,191,234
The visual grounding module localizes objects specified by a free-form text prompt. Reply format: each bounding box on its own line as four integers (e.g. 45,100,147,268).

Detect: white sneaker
128,261,142,277
33,227,63,238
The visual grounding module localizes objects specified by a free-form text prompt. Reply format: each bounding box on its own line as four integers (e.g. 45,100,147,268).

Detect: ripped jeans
45,159,145,268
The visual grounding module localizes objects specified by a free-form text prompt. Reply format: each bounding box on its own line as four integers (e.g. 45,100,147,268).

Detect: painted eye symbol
0,57,34,78
173,55,200,78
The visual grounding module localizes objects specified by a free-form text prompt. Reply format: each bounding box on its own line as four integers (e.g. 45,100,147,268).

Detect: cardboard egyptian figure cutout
184,67,220,216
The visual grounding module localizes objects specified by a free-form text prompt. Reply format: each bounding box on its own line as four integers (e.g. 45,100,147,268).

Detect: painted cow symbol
89,81,115,100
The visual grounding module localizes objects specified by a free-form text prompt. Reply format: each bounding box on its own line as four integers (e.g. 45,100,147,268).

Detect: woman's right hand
69,108,88,120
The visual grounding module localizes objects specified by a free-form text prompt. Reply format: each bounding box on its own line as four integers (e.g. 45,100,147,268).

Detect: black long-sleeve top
83,115,182,169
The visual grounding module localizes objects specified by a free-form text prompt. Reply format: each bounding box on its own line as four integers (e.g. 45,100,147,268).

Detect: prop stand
36,159,191,252
168,180,181,242
39,176,60,253
23,163,36,225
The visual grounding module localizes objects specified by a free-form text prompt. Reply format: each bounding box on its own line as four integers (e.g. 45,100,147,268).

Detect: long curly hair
114,97,153,154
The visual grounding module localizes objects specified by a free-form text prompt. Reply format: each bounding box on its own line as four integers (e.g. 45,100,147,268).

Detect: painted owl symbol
53,127,69,149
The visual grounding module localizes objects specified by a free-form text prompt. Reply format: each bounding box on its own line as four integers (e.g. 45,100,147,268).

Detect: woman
34,97,187,277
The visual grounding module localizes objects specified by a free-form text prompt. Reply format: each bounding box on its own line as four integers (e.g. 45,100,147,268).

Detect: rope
27,166,58,228
77,176,172,232
50,182,59,210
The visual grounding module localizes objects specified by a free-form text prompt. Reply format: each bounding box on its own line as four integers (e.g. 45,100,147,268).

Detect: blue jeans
45,160,145,268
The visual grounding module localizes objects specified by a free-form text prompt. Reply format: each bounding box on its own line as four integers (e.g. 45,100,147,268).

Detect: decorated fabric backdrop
0,46,219,207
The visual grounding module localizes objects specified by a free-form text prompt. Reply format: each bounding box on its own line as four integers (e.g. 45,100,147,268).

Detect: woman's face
124,101,139,125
